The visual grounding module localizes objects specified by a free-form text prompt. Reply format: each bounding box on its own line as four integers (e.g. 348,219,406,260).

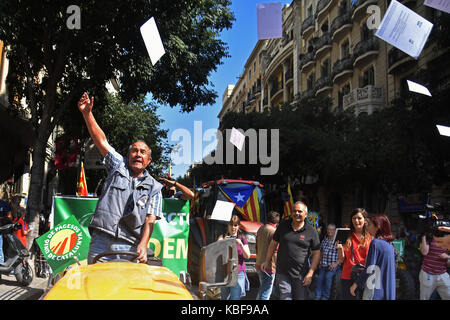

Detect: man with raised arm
78,92,163,264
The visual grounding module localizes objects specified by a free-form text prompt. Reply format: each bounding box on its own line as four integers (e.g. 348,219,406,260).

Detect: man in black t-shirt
261,201,320,300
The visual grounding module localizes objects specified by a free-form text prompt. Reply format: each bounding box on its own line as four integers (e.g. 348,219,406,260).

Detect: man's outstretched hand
78,92,94,114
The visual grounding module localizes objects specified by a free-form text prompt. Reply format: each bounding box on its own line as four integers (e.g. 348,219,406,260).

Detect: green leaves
194,86,450,196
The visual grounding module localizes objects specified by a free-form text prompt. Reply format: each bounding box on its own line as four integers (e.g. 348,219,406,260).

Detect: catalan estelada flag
77,162,88,196
168,164,172,179
282,183,294,220
219,185,260,222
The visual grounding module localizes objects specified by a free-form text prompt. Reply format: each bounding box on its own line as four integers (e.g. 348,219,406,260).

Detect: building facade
218,0,450,230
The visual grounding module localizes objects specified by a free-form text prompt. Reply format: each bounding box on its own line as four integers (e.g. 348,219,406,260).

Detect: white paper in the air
424,0,450,14
407,80,432,96
437,125,450,137
210,200,235,222
257,2,283,40
230,127,245,151
375,0,433,59
140,17,165,65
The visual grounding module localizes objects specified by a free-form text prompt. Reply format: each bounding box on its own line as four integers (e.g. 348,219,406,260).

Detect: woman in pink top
218,215,251,300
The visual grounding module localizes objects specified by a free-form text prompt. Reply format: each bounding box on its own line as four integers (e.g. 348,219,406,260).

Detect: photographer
434,227,450,250
158,177,194,201
419,232,450,300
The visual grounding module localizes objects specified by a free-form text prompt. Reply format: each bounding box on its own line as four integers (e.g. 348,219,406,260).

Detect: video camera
418,203,450,237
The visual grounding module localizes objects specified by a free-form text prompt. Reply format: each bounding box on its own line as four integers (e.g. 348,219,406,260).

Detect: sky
155,1,290,179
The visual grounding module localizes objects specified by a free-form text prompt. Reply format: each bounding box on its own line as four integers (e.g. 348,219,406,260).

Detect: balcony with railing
352,36,379,67
299,51,316,71
352,0,379,21
270,81,284,102
314,32,332,59
302,15,315,37
314,76,332,95
316,0,332,21
332,57,353,82
343,85,384,115
387,47,415,74
285,68,293,84
330,11,352,41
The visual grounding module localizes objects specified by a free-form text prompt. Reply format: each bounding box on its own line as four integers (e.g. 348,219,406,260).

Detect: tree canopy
0,0,235,232
191,85,450,197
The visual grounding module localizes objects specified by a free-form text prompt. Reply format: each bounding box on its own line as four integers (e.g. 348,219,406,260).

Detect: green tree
192,87,450,212
0,0,234,240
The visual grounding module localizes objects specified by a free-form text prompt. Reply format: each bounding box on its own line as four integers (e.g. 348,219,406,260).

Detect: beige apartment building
218,0,450,229
219,3,297,121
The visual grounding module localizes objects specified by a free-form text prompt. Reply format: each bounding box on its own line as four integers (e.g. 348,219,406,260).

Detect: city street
0,0,449,303
0,272,47,300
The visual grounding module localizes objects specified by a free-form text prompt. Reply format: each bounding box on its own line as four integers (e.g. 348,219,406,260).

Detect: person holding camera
419,231,450,300
158,177,194,200
434,226,450,250
335,208,372,300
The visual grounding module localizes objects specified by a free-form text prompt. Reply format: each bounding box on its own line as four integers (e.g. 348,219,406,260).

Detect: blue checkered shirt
104,147,162,219
319,237,340,268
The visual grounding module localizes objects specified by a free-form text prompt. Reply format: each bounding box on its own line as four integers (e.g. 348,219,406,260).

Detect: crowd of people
0,91,449,302
218,201,450,301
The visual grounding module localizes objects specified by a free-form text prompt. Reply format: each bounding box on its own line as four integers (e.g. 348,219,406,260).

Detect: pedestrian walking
335,208,372,300
255,210,280,300
350,214,396,300
261,201,321,300
218,215,251,300
314,223,341,300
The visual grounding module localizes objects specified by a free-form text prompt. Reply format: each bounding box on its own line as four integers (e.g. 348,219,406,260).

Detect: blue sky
155,1,289,179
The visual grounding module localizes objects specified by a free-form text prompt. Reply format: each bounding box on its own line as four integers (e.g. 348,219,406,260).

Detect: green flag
149,198,190,276
52,196,97,237
50,196,190,276
36,215,90,275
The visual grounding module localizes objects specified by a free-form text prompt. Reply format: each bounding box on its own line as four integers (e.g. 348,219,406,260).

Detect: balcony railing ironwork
332,57,353,80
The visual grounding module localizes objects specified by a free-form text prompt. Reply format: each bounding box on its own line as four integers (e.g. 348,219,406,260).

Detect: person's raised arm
78,92,110,157
420,235,429,256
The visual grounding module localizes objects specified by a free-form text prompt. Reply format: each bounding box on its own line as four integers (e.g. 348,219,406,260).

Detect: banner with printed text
49,196,189,276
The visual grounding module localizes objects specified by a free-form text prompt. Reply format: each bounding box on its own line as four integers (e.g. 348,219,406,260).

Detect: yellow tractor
42,239,238,300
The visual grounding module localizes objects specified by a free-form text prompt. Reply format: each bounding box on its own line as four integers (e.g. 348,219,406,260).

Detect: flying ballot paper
230,127,245,151
257,2,282,40
407,80,432,96
210,200,235,222
436,125,450,137
375,0,433,59
140,17,165,65
424,0,450,14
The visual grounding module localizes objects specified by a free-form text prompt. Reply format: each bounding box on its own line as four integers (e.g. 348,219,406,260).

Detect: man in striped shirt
78,92,163,264
419,234,450,300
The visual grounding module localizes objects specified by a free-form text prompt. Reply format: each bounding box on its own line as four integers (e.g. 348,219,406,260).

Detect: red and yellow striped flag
283,183,294,220
77,162,88,196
